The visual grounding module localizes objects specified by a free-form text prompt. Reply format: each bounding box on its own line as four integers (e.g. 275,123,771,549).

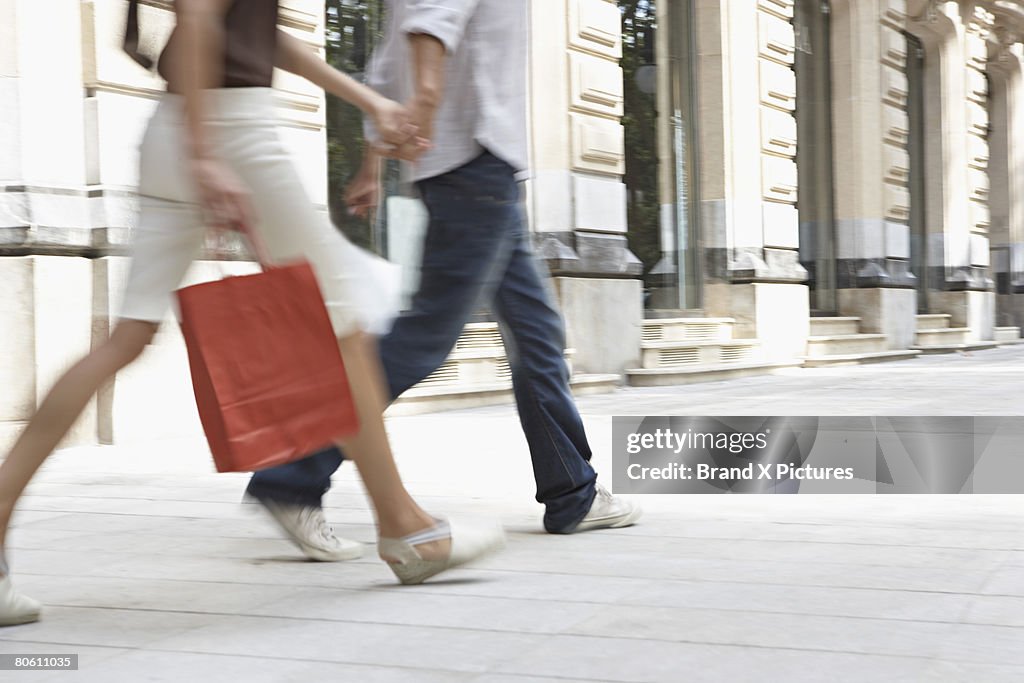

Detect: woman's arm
275,29,423,155
174,0,233,160
172,0,253,231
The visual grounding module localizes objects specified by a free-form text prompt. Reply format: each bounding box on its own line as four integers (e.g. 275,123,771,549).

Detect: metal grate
658,348,700,367
719,345,752,363
495,358,513,381
420,360,460,386
455,326,503,351
642,325,663,342
684,323,721,340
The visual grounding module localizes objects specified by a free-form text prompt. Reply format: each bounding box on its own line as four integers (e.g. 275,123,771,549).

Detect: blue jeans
246,152,597,532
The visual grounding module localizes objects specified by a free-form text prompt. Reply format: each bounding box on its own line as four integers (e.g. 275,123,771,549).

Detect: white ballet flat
379,518,506,585
0,575,41,626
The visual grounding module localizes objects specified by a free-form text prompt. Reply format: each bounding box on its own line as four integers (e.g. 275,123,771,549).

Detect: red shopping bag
176,259,359,473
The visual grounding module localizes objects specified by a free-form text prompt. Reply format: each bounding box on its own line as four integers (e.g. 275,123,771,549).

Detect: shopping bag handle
236,222,273,269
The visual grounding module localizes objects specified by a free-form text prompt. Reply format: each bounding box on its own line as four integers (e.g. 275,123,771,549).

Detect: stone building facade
1,0,1022,449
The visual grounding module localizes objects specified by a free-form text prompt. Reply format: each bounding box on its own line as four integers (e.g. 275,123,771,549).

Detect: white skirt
120,87,400,336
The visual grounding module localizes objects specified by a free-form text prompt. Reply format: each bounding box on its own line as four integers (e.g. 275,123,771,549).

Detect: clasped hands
369,95,436,162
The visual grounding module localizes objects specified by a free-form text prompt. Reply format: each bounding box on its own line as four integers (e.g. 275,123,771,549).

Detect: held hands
370,95,433,162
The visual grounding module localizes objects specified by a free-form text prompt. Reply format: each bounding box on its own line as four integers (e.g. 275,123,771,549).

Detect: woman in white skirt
0,0,504,625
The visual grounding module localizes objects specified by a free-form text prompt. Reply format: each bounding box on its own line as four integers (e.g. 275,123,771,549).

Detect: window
620,0,701,311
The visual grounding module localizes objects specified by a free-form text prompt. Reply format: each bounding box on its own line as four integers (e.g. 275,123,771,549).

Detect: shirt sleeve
400,0,481,53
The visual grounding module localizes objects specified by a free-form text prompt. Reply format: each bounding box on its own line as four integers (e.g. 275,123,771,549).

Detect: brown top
153,0,280,92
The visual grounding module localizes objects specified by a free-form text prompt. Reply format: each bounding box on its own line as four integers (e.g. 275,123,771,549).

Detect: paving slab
1,346,1023,681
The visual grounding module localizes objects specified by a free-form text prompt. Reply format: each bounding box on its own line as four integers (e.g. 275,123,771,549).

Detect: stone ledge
909,342,1000,355
802,350,922,368
626,361,802,387
386,373,620,417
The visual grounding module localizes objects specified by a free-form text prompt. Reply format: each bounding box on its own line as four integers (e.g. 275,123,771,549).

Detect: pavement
2,345,1023,682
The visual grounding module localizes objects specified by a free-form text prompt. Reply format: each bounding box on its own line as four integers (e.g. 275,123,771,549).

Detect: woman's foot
0,575,41,626
379,518,506,585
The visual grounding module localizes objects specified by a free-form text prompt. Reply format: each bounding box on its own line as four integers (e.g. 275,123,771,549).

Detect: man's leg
491,224,641,533
247,152,521,503
489,225,595,532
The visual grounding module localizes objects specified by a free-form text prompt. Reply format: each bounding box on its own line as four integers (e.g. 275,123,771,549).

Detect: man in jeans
245,0,640,560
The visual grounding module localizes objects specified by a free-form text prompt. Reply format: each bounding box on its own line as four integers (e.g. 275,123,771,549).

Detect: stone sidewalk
2,346,1023,681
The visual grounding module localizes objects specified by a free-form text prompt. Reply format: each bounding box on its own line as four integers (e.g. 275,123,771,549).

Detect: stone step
808,316,861,336
418,322,576,386
914,327,969,347
626,361,803,387
995,327,1023,343
641,317,736,343
640,340,762,369
910,341,1001,355
916,314,953,331
806,334,888,357
802,350,922,368
388,373,620,417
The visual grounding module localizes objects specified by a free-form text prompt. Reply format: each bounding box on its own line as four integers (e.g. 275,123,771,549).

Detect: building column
985,4,1024,330
698,0,810,362
830,0,918,349
0,0,97,451
527,0,643,375
906,0,995,341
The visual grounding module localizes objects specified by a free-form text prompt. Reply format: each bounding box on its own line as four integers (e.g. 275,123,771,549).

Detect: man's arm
407,32,446,138
393,1,480,159
345,147,382,219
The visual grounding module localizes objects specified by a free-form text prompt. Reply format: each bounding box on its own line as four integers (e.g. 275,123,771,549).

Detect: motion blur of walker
0,0,506,627
244,0,641,559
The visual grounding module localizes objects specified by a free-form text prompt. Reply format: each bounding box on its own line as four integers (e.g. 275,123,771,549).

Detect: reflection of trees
620,0,661,276
324,0,385,249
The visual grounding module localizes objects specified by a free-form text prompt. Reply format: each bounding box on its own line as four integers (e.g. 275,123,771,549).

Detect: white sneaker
572,484,642,532
244,495,364,562
0,575,41,626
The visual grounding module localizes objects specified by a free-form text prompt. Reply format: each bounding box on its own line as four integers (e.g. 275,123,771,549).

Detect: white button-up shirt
365,0,529,182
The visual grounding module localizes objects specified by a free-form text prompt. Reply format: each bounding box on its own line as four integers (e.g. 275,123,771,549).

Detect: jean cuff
542,482,597,534
245,480,324,509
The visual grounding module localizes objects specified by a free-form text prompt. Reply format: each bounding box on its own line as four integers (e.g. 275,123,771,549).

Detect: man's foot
0,575,41,626
243,494,364,562
571,484,642,533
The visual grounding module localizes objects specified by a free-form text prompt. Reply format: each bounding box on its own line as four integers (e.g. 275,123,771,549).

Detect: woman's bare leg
0,321,157,555
333,332,450,559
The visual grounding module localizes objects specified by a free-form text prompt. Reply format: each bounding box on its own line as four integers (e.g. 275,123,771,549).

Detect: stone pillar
699,0,809,362
1,0,331,448
527,0,642,374
830,0,917,349
906,0,995,341
0,0,98,450
986,7,1024,331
